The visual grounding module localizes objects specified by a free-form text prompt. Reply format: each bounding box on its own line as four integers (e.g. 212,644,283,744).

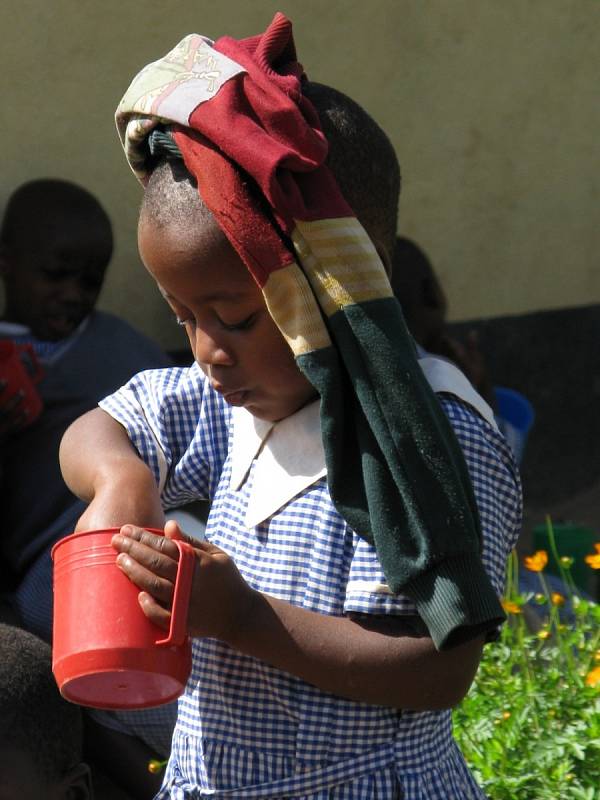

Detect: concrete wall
1,0,598,349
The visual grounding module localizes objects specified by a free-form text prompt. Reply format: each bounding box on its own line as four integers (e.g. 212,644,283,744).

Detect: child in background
0,179,175,797
60,14,521,799
0,178,173,627
391,235,537,466
0,623,92,800
391,235,495,407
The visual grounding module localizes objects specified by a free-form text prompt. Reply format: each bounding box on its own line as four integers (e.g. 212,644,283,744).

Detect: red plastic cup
51,528,195,709
0,340,44,425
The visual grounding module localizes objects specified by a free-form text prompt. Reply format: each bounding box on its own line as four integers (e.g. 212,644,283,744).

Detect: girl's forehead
139,211,259,298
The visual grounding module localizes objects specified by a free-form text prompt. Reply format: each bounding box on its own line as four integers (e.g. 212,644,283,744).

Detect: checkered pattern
100,366,521,799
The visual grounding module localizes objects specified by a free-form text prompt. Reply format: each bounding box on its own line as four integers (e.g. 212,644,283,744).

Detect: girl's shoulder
101,362,234,444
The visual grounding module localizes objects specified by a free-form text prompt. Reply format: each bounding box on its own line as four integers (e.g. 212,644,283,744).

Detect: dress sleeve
344,395,523,618
98,363,232,508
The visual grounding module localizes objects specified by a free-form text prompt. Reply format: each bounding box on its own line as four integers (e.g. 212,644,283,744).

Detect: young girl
60,14,521,799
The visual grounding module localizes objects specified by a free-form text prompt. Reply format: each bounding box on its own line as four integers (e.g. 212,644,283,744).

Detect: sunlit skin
137,209,317,423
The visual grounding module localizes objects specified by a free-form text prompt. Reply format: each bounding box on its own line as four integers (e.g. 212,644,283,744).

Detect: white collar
417,355,498,430
229,399,327,529
227,355,497,530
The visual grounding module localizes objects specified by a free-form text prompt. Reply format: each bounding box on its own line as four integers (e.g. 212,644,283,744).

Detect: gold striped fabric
292,218,393,319
262,262,332,356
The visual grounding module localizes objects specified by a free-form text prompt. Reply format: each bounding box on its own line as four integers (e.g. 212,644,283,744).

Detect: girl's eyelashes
219,313,256,332
173,312,256,331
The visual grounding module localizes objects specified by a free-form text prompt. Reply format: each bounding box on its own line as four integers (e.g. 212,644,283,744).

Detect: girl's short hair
141,81,400,258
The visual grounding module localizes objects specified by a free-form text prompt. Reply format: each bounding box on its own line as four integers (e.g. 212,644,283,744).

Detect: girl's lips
223,390,248,406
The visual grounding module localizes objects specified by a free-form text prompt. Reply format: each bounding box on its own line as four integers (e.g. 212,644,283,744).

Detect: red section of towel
171,12,353,288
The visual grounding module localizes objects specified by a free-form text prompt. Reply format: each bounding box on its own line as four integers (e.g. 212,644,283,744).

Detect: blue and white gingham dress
100,362,521,799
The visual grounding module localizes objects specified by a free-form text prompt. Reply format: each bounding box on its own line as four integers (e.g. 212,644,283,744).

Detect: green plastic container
532,523,599,600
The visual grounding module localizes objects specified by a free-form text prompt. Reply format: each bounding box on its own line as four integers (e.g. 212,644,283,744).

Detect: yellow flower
502,711,511,720
551,592,565,606
501,599,521,614
585,666,600,688
584,543,600,570
523,550,548,572
148,759,167,775
538,629,551,640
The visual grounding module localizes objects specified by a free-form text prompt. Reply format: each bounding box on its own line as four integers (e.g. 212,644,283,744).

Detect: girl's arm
59,408,165,531
231,591,483,711
112,523,483,711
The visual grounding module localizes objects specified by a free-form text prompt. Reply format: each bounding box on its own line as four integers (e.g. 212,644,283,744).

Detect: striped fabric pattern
288,218,393,324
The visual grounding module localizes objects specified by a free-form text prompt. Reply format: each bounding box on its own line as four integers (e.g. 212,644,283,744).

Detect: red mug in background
52,528,196,709
0,340,44,427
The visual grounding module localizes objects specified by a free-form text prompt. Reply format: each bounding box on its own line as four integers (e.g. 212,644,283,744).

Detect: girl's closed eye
175,312,256,331
217,313,256,332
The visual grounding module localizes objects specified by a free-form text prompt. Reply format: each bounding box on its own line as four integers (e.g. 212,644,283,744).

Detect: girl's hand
111,520,257,643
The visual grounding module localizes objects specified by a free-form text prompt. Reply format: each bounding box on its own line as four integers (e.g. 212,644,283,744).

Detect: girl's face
138,210,317,422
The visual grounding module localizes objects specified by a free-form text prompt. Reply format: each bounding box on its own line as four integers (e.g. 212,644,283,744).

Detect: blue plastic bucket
493,386,535,464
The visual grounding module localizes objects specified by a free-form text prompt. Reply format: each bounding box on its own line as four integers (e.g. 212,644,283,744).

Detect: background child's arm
113,524,484,712
60,407,165,531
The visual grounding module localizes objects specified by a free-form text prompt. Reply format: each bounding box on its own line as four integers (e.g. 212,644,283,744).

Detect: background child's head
0,178,113,341
390,235,448,350
0,624,91,799
301,81,400,270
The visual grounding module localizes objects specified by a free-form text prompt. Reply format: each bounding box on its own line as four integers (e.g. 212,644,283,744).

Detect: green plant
453,517,600,799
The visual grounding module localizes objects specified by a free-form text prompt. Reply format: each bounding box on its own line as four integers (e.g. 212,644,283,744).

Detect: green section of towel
297,296,505,649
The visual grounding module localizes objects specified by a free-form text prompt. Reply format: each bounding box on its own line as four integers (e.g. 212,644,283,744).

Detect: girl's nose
192,330,234,368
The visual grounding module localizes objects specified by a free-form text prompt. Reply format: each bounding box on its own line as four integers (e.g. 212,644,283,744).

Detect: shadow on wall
449,304,600,511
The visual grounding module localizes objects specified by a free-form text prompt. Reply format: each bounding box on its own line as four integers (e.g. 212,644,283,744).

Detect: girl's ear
62,762,94,800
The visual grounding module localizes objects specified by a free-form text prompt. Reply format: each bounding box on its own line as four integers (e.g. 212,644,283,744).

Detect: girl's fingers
119,525,181,557
193,538,227,557
116,552,175,606
164,519,183,538
113,527,179,564
138,591,171,630
112,530,180,591
163,518,196,546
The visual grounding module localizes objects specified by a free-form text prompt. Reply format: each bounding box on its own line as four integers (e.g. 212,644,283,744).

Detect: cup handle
156,539,196,647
